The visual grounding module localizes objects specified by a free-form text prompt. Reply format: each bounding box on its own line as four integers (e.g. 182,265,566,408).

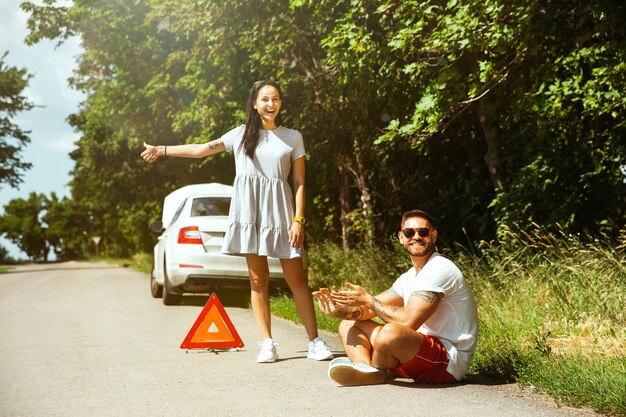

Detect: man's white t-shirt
391,252,478,381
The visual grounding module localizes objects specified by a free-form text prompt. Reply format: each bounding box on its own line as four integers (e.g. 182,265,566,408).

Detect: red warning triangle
180,293,244,349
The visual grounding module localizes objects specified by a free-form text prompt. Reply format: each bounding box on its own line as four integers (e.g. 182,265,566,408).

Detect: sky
0,0,84,260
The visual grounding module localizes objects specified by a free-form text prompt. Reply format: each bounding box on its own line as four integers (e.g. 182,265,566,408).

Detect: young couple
142,80,478,386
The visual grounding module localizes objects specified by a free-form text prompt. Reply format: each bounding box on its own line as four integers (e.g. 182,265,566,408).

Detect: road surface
0,262,602,417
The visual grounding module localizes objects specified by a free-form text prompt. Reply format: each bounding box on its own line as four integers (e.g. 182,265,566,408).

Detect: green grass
520,354,625,413
271,226,626,416
88,253,152,275
127,252,152,274
272,292,341,333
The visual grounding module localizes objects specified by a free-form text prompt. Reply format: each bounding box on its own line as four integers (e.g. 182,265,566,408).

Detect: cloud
44,133,79,153
22,86,45,107
0,1,27,39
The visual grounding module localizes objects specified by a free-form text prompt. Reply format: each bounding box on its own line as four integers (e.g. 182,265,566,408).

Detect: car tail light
178,226,203,244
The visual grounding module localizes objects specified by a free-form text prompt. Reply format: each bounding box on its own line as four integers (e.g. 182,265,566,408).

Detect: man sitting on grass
313,209,478,386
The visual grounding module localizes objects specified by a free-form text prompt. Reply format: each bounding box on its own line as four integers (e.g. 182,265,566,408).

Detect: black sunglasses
401,227,431,238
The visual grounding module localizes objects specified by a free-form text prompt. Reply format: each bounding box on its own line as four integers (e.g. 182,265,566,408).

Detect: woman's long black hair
239,80,283,158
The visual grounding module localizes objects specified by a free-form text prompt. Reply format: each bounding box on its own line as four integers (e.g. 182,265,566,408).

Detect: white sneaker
257,338,278,363
307,336,334,361
329,357,352,366
328,360,386,386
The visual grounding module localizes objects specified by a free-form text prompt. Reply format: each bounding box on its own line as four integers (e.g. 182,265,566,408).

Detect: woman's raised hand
141,142,160,163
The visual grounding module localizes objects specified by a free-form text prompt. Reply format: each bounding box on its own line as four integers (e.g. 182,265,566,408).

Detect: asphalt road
0,262,603,417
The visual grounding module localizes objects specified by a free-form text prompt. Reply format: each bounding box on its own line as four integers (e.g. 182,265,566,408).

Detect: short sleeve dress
220,124,306,259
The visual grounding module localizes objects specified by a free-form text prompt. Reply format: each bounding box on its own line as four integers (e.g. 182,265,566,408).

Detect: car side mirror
149,221,164,233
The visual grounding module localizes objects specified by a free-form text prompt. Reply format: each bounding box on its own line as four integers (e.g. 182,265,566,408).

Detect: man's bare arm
364,290,441,329
400,290,442,329
335,305,373,321
370,297,400,320
331,283,441,328
331,284,404,322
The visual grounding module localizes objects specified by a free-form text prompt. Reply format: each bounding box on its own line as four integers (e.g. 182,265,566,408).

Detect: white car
149,183,285,305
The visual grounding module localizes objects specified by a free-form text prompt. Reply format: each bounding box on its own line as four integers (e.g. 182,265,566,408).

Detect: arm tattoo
371,297,398,319
207,141,219,149
411,290,440,303
337,306,365,320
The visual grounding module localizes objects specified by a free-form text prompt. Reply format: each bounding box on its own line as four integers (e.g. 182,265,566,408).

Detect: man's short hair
401,209,436,229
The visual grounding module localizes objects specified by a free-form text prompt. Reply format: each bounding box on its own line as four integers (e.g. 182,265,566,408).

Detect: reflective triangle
180,293,244,349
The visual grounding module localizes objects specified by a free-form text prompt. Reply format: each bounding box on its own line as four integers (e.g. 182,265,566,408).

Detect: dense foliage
0,52,33,189
0,193,49,261
2,0,625,258
0,52,33,261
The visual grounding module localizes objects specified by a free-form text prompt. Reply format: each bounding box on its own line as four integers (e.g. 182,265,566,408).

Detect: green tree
0,52,33,189
0,193,49,261
371,0,626,236
0,245,14,264
44,193,91,260
21,0,626,253
27,0,248,256
148,0,360,242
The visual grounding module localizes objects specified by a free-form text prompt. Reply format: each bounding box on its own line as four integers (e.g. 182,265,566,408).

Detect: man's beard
404,239,434,257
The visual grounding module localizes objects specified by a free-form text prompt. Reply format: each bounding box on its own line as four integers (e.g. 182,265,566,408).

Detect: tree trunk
352,146,375,242
338,144,376,247
475,99,505,191
338,159,353,249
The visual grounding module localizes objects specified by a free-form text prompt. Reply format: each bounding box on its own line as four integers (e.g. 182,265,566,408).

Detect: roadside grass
127,252,152,274
90,253,152,275
271,226,626,416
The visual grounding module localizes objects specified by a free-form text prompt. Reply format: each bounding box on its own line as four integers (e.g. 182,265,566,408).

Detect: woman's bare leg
245,254,272,339
280,257,318,340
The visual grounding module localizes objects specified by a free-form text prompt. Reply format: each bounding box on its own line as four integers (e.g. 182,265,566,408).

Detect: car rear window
190,197,231,217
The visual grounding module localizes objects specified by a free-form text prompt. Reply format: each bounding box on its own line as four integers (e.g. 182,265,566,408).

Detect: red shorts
392,333,457,384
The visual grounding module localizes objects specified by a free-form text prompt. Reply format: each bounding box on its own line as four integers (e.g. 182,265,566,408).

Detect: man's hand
312,286,371,321
331,282,373,307
312,287,343,317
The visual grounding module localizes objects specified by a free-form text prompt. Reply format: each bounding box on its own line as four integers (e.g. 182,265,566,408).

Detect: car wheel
162,260,182,306
150,261,163,298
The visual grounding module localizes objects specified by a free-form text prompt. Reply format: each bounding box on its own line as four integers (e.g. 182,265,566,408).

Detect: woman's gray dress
220,125,305,259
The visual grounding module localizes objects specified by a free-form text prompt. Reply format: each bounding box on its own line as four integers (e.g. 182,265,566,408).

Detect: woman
141,80,333,363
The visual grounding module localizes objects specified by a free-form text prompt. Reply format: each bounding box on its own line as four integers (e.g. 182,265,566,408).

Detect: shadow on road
178,285,291,308
179,288,251,308
0,262,118,274
387,372,510,389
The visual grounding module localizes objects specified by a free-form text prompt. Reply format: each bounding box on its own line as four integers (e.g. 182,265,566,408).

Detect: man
313,209,478,386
